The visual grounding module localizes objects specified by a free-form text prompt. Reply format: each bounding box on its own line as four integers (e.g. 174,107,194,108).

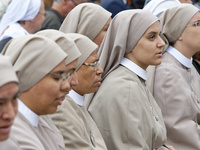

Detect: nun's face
73,50,103,96
127,21,165,70
93,17,112,47
178,12,200,57
20,59,78,115
0,82,18,141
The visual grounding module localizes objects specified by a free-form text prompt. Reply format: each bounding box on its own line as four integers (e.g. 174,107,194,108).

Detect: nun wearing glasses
37,30,106,150
150,4,200,150
2,34,80,150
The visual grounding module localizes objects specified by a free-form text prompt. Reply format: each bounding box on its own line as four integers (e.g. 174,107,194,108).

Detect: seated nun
0,54,19,149
2,34,81,150
37,29,107,150
88,9,173,150
151,4,200,150
59,2,112,48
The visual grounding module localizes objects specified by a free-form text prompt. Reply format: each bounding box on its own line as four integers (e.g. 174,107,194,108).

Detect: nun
88,9,171,150
0,0,45,52
37,29,107,150
59,2,112,48
2,34,80,150
152,4,200,150
0,54,19,149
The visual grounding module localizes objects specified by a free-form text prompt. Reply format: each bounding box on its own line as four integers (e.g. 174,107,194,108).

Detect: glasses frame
187,20,200,28
83,60,100,71
48,72,71,83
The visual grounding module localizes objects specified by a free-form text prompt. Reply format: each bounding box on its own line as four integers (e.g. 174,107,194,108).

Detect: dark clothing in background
41,7,64,30
0,37,12,53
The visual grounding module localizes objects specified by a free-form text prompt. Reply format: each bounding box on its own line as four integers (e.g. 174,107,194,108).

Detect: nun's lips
95,78,102,86
0,124,12,134
55,95,66,105
156,51,162,57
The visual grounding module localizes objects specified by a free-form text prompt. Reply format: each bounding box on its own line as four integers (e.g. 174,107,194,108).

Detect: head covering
67,33,98,70
0,54,18,87
0,0,11,21
2,34,67,92
59,3,111,41
146,4,199,94
99,9,158,79
36,29,81,65
143,0,181,17
0,0,41,35
160,4,199,51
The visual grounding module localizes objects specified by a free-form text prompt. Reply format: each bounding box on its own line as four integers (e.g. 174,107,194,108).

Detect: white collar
120,57,147,80
166,46,193,68
0,23,29,41
68,90,83,106
17,99,39,127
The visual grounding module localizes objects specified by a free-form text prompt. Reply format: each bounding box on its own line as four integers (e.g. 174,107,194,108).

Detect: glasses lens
61,72,71,81
94,60,100,71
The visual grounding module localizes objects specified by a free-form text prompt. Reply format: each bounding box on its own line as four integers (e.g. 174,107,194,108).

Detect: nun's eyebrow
0,90,19,101
52,68,76,74
148,31,158,35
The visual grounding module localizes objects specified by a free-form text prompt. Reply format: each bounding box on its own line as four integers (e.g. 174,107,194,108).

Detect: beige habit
59,3,111,41
88,10,167,150
0,54,19,150
2,35,68,150
36,29,82,150
152,4,200,150
49,33,107,150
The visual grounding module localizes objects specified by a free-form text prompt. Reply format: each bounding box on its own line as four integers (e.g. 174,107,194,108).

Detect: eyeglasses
48,72,71,83
83,60,100,71
187,20,200,28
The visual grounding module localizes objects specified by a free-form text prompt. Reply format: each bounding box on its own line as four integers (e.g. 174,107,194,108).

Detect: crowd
0,0,200,150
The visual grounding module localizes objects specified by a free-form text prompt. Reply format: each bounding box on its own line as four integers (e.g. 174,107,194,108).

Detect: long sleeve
89,65,166,150
153,53,200,150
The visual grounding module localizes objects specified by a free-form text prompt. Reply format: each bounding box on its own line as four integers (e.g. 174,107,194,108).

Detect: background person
0,0,45,52
41,0,91,30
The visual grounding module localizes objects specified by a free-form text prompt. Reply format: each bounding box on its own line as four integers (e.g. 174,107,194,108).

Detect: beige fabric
0,133,20,150
88,65,166,149
153,52,200,150
1,34,67,92
12,112,63,150
98,9,158,79
146,4,199,94
50,96,107,150
59,3,111,40
160,4,199,51
36,29,81,65
41,115,65,149
84,9,158,108
67,33,98,70
0,54,18,87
